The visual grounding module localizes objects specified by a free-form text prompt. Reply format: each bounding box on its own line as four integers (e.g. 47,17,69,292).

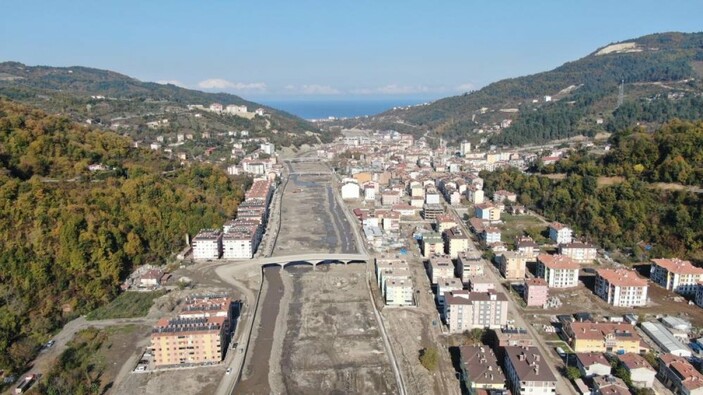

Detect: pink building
524,278,549,307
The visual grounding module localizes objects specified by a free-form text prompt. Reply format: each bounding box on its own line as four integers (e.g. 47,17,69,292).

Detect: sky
1,1,702,101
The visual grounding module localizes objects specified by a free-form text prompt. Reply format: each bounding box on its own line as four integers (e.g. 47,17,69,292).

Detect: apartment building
443,290,508,332
498,252,529,281
493,189,517,203
423,203,444,220
151,316,227,366
384,278,414,306
444,226,470,258
421,232,445,258
436,277,463,308
457,250,485,283
503,346,557,395
222,222,261,259
459,345,507,392
536,254,579,288
564,322,643,354
467,275,496,293
558,242,597,263
192,229,222,260
696,283,703,308
435,214,457,233
381,190,401,206
650,258,703,295
516,236,539,258
482,227,501,244
524,278,549,307
658,354,703,395
594,268,648,307
375,257,410,288
548,222,572,244
475,203,501,221
429,255,454,284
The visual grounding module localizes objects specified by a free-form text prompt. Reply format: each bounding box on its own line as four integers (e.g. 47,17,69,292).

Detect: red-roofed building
651,258,703,295
536,254,579,288
658,353,703,395
595,268,648,307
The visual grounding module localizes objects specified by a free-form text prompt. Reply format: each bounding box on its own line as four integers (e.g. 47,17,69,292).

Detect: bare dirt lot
278,264,397,395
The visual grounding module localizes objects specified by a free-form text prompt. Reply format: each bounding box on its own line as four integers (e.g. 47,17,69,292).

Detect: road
16,316,156,393
446,204,578,395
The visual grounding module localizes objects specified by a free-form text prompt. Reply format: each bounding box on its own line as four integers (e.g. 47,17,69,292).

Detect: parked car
226,368,233,375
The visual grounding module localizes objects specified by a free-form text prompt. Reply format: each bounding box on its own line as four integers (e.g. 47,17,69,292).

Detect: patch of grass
86,290,167,321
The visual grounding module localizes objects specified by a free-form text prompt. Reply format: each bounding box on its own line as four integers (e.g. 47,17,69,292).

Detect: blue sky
1,1,702,100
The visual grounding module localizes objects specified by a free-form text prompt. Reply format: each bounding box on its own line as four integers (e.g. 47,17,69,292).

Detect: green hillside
0,62,333,152
341,32,703,146
0,99,248,373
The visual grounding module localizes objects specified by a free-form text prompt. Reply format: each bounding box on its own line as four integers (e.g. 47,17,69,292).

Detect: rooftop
569,322,641,342
651,258,703,275
504,346,557,383
459,345,506,385
538,254,579,270
549,222,570,231
596,268,648,287
659,354,703,391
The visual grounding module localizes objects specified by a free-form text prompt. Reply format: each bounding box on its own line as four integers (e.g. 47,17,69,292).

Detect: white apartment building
222,226,260,259
260,142,275,155
456,250,484,283
192,229,222,260
595,268,648,307
384,278,414,306
548,222,573,244
558,242,597,263
443,290,508,332
650,258,703,295
536,254,579,288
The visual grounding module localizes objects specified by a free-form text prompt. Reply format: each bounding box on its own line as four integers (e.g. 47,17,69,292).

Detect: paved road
446,204,578,395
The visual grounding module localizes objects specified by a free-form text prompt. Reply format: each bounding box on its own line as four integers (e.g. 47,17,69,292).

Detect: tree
565,366,582,381
419,347,439,371
463,328,486,345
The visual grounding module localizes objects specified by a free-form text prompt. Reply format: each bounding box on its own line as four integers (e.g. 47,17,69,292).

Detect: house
192,229,223,260
594,268,648,307
536,254,579,288
524,278,549,307
558,242,597,263
429,255,454,284
493,190,517,203
444,290,508,332
457,250,485,283
658,353,703,395
564,322,644,354
498,252,529,281
437,277,463,308
650,258,703,295
548,222,572,244
459,346,507,392
575,353,611,377
592,375,630,395
482,227,502,244
475,203,501,221
617,353,655,388
516,236,539,258
381,190,401,206
503,346,557,395
435,214,457,233
421,232,445,258
341,182,360,200
444,227,470,258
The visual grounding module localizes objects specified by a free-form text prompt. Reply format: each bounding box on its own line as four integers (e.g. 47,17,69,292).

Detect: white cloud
299,84,341,95
350,84,432,95
156,80,186,88
455,83,475,92
197,78,267,92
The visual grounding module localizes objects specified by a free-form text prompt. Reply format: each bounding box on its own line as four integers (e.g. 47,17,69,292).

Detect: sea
259,99,430,121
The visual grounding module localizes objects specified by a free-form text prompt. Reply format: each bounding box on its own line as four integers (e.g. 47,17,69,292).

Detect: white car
226,368,233,375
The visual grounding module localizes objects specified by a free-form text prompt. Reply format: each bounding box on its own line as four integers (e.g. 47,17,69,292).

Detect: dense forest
607,94,703,132
481,121,703,261
536,120,703,185
0,99,248,373
482,167,703,261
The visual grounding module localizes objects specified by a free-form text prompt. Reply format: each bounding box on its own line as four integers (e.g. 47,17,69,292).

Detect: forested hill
339,32,703,146
0,99,248,373
0,62,331,149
